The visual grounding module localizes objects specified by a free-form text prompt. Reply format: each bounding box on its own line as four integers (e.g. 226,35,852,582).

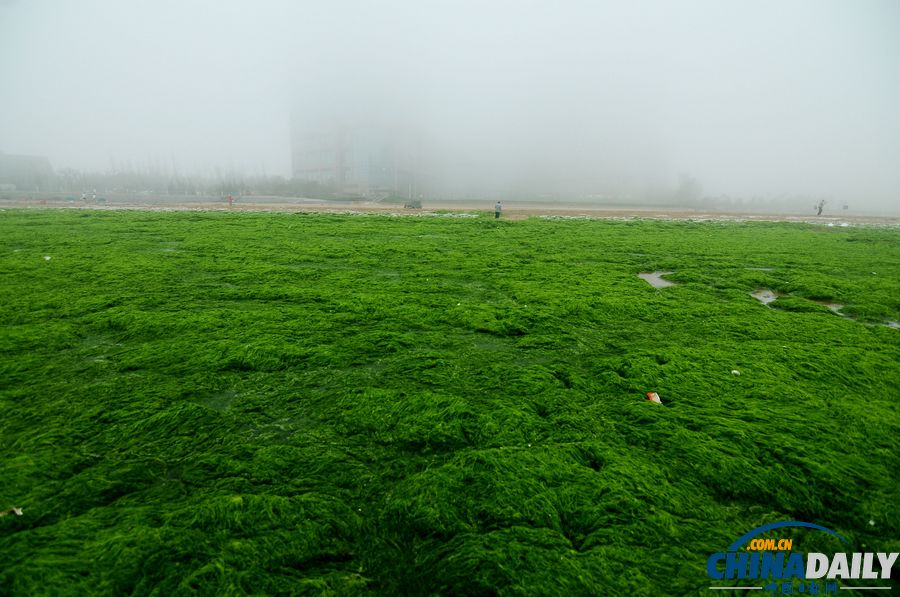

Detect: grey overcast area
1,0,899,213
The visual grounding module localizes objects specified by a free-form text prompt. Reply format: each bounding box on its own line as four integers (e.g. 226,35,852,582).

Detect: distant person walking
495,201,502,219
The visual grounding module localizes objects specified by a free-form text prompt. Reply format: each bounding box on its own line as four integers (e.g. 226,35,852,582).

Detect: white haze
1,0,898,211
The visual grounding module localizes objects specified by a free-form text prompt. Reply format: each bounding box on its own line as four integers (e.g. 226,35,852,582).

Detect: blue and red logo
707,520,897,594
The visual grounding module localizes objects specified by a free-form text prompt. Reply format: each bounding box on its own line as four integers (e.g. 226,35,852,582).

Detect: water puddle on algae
750,289,779,305
817,301,844,314
638,272,676,288
749,291,898,329
813,303,900,329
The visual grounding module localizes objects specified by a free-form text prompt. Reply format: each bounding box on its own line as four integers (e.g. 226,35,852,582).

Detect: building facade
0,151,54,191
291,124,426,200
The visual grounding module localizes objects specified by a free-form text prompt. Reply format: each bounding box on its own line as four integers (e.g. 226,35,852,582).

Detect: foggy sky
2,0,899,209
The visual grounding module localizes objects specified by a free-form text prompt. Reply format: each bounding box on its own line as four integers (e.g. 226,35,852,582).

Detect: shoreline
2,197,899,226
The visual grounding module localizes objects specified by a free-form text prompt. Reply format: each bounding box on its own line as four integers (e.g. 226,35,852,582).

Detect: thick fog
2,0,898,211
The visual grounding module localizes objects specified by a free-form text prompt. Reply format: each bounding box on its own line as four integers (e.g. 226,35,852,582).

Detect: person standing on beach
495,201,502,219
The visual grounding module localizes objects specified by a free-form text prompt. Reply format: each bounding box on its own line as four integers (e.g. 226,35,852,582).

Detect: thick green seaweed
1,209,898,595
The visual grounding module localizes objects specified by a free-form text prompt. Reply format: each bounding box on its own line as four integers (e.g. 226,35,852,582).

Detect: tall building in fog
0,151,54,191
291,123,428,200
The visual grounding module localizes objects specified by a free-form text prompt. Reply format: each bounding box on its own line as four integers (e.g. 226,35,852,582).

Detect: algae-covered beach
1,209,898,595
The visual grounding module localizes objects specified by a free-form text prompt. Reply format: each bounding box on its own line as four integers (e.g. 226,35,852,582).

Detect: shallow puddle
751,289,779,305
750,294,895,328
810,300,851,318
638,271,675,288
